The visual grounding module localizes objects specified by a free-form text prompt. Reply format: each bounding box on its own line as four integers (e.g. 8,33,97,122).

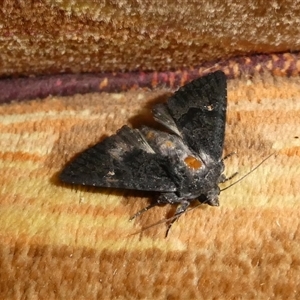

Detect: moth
60,71,229,234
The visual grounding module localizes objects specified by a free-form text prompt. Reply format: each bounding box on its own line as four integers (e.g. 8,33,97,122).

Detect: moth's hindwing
60,125,177,192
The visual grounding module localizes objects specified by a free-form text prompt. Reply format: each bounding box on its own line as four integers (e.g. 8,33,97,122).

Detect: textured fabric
0,72,299,299
1,52,300,103
1,1,300,76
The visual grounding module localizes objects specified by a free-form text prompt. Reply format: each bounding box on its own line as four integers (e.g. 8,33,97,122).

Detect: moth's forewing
165,71,227,161
60,125,176,192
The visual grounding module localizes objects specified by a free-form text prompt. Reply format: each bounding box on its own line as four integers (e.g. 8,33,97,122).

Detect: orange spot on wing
184,156,202,169
164,141,174,147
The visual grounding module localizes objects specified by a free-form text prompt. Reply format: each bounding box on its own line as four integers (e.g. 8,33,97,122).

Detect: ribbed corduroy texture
2,0,300,76
0,72,299,299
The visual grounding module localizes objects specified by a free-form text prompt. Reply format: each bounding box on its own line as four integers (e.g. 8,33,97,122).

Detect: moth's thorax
142,127,203,170
141,127,223,197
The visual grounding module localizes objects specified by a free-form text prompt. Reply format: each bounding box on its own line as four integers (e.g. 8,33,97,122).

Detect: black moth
60,71,228,235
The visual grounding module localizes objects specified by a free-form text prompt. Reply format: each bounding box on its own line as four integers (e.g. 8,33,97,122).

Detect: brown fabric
1,52,300,104
2,1,300,76
0,72,299,298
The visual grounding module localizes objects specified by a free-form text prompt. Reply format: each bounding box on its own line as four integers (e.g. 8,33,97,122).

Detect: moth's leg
157,192,180,204
157,193,191,237
219,152,238,183
218,172,238,183
165,200,190,237
129,202,157,221
222,152,236,160
129,192,179,221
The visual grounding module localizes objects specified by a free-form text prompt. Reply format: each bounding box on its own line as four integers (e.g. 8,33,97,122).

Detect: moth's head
198,186,220,207
206,197,220,207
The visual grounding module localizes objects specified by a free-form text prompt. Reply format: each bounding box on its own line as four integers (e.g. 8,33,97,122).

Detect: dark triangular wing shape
60,125,177,192
160,71,227,161
152,103,182,137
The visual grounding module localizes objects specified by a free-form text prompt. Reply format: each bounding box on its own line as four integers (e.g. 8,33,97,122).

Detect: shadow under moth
60,71,231,236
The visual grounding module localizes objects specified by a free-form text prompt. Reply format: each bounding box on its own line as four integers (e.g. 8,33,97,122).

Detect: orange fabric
0,73,299,298
2,1,300,77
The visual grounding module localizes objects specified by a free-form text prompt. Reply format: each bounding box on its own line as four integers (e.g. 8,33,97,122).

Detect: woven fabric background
0,69,299,299
2,1,300,298
2,1,300,76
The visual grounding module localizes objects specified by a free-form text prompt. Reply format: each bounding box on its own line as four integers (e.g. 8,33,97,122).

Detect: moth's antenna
221,153,275,192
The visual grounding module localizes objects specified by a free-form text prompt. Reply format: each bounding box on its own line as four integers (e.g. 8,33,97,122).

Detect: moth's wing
152,104,182,137
164,71,227,161
60,125,177,192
